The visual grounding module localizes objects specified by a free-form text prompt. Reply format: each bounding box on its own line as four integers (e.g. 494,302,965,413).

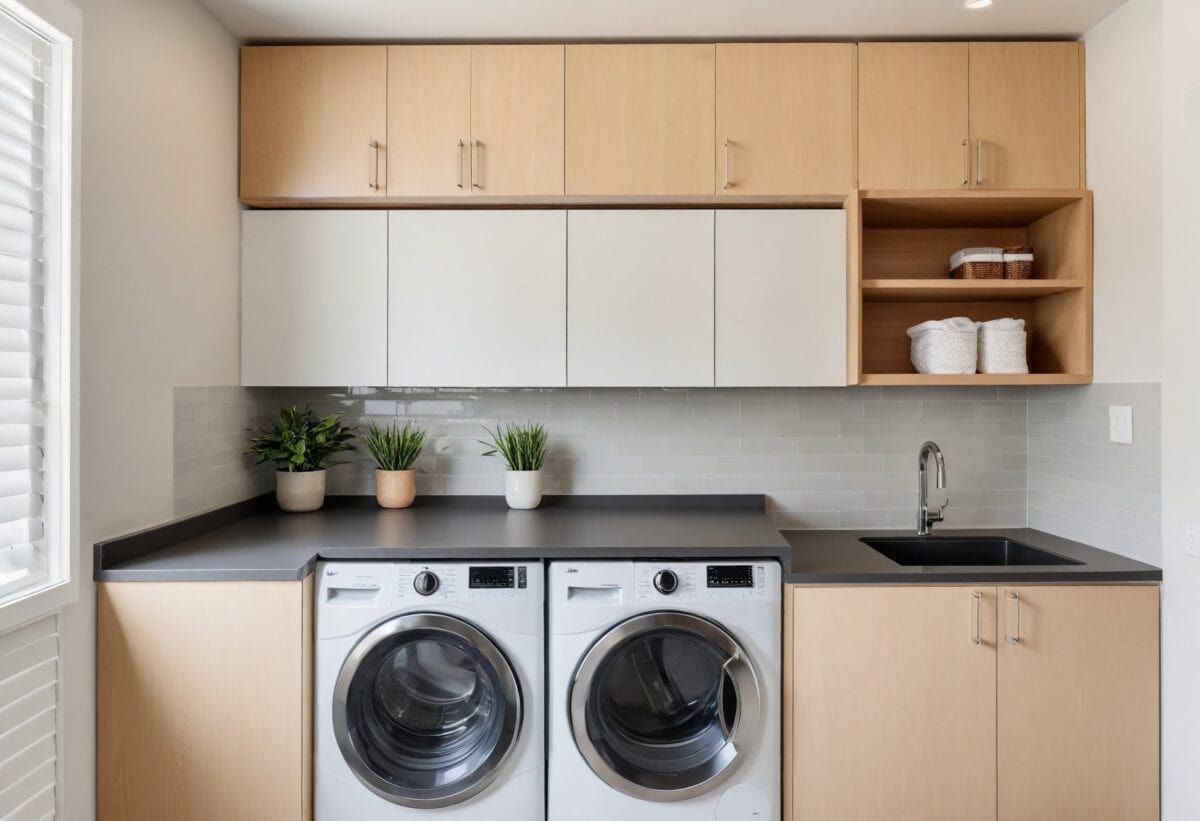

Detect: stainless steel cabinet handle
368,139,381,191
961,138,969,187
723,139,732,189
971,591,982,645
471,139,482,189
457,140,465,189
976,138,985,186
1005,591,1020,645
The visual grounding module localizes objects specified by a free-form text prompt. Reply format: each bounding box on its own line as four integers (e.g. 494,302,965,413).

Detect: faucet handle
930,498,950,523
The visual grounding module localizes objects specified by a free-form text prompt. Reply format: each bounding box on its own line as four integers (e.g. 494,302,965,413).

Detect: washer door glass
571,612,760,801
334,614,522,808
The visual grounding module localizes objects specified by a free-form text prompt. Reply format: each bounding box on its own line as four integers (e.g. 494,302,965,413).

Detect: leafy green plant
363,422,426,471
246,404,355,472
479,422,548,471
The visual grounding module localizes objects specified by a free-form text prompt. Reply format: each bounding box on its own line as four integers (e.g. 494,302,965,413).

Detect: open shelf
860,189,1089,228
859,373,1093,386
862,278,1087,302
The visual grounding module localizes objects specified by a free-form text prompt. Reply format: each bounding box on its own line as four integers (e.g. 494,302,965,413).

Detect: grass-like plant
479,422,549,472
246,404,355,472
363,422,426,471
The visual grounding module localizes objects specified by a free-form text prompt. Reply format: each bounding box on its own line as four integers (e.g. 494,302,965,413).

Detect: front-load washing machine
316,560,544,819
548,560,781,820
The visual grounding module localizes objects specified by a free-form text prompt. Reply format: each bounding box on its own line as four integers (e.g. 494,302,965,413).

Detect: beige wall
1084,0,1163,383
62,0,240,817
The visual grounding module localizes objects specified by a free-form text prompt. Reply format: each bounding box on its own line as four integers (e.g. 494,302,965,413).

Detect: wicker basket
908,318,978,375
1003,246,1034,279
977,320,1029,374
949,248,1004,279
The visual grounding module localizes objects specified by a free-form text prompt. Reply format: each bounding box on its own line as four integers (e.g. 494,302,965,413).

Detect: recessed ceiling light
964,0,993,8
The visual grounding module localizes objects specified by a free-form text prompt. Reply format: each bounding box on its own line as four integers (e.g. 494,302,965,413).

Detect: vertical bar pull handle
1005,591,1020,645
457,140,465,189
368,139,381,191
971,591,982,645
961,138,969,187
471,139,482,189
975,138,985,186
723,139,732,189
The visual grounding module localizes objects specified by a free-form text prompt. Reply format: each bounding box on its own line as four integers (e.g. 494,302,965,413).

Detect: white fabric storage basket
977,324,1029,374
907,318,978,374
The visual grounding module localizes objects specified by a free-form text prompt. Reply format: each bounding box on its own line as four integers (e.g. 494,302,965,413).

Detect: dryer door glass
571,611,761,801
333,613,523,808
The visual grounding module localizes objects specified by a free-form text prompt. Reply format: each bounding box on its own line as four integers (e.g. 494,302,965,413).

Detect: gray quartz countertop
93,494,1161,584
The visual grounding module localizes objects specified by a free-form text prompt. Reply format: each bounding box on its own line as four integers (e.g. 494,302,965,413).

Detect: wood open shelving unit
847,189,1093,386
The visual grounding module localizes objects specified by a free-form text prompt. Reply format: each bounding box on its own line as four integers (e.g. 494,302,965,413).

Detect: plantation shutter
0,9,50,600
0,615,59,819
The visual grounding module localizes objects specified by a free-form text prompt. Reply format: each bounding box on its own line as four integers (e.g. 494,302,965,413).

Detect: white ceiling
198,0,1128,42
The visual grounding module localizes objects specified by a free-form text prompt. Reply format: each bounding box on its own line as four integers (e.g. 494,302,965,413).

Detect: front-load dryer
316,560,544,820
548,560,781,820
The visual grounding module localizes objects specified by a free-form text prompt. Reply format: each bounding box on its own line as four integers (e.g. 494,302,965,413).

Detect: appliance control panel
635,562,770,600
393,562,533,602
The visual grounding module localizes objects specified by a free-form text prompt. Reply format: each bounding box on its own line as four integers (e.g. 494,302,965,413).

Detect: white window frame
0,0,79,635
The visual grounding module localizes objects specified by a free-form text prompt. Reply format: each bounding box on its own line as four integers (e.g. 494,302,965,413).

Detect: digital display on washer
469,566,515,589
707,565,755,588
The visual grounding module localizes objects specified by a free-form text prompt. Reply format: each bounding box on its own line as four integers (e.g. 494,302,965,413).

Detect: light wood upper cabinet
565,44,715,195
568,210,714,386
715,44,855,195
969,42,1084,189
997,585,1159,821
471,45,564,195
716,210,847,386
387,46,471,196
98,579,313,821
388,211,567,387
788,586,998,821
241,46,387,201
858,43,970,189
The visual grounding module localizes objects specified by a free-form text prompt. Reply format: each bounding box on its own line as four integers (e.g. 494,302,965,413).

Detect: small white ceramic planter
376,469,417,509
504,470,543,510
275,469,327,513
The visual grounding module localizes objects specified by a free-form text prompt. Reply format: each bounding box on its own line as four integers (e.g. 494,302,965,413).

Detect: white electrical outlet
1186,525,1200,559
1108,405,1133,445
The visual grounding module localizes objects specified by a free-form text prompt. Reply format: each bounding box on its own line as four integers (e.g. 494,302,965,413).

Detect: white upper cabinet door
388,211,567,387
568,210,715,387
241,211,388,386
715,210,847,387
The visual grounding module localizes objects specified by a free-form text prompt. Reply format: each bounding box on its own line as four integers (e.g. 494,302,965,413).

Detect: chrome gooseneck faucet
917,441,949,536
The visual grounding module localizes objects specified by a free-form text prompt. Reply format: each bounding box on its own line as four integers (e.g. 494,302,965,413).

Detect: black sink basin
862,537,1084,567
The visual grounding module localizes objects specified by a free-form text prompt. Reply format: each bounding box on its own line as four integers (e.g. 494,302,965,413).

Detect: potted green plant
480,422,549,509
247,404,355,512
362,422,426,509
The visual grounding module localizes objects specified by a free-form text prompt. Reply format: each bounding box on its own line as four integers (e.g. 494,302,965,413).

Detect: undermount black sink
862,536,1084,567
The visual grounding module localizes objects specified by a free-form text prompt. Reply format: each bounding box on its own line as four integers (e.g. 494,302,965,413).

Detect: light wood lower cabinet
98,579,313,821
786,584,1160,821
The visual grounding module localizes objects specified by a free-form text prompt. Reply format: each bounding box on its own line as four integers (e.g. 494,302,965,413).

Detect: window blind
0,614,59,819
0,9,49,601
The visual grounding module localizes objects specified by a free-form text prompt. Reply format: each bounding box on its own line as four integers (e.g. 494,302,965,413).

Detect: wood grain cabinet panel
969,42,1084,189
998,585,1160,821
565,44,715,195
387,45,472,196
715,43,855,195
471,45,564,195
98,579,313,821
788,586,998,821
858,42,970,189
240,46,387,201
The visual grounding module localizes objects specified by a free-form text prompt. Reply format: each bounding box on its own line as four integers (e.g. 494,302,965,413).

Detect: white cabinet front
567,210,715,387
715,209,847,386
388,211,567,387
242,211,388,386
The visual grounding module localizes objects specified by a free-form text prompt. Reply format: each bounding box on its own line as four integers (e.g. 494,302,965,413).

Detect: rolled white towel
976,318,1026,331
907,316,976,338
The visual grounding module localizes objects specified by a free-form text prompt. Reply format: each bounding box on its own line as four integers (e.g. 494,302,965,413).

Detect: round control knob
412,571,440,597
653,569,679,595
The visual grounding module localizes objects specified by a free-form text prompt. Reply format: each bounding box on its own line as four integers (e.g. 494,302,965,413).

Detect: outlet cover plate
1186,525,1200,559
1109,405,1133,445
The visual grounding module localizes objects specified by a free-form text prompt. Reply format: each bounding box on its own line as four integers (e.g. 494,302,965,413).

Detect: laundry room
0,0,1196,818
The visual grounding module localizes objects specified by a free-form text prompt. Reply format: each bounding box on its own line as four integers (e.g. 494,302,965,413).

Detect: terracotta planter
376,469,417,509
275,469,326,512
504,470,543,510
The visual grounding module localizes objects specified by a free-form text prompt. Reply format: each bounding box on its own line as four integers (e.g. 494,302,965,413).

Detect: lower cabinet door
997,585,1160,821
388,211,567,387
788,585,998,821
